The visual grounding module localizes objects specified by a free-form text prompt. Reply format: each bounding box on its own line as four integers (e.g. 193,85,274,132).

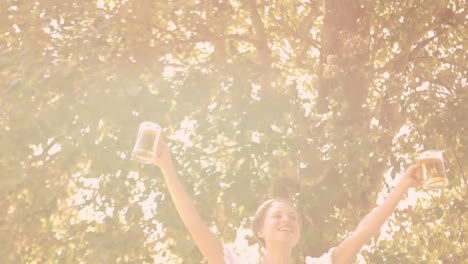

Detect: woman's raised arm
331,164,423,264
154,139,225,263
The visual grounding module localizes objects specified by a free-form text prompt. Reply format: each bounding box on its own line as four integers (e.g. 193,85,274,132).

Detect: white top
223,245,334,264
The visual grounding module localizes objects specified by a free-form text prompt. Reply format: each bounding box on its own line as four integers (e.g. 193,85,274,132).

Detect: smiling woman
251,199,301,248
223,199,334,264
152,136,425,264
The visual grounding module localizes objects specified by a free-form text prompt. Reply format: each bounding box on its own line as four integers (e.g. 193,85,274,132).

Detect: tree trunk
318,0,371,127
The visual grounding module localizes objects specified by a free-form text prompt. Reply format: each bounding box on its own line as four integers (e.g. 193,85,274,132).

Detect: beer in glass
418,150,448,190
132,122,161,164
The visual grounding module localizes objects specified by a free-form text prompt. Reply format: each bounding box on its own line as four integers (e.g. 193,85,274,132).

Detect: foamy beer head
418,150,448,190
132,122,161,164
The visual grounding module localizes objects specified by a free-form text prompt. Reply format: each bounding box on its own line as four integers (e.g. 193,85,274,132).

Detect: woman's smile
259,201,301,247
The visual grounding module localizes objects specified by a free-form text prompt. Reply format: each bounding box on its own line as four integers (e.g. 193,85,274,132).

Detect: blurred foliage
0,0,466,263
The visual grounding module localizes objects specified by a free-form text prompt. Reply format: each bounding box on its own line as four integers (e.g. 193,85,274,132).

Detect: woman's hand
399,163,424,189
153,137,173,170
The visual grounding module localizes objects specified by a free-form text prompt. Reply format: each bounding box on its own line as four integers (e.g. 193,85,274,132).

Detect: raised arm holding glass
133,124,434,264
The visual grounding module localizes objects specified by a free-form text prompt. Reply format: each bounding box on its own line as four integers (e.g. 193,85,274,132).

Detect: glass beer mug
132,122,161,164
418,150,448,190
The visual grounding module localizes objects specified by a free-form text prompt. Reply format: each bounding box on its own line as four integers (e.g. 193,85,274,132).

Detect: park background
0,0,466,263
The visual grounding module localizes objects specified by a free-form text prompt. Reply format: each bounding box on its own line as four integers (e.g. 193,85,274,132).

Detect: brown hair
251,198,301,247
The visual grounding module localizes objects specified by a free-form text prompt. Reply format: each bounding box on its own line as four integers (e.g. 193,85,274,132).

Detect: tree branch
378,13,460,75
240,0,272,67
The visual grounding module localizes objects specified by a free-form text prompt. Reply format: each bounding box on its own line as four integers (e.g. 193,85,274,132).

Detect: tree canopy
0,0,466,263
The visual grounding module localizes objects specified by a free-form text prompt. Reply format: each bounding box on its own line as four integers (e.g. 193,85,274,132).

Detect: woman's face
257,201,301,248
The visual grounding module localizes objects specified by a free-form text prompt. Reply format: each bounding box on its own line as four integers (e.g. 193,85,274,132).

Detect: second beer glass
132,122,161,164
418,150,448,190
